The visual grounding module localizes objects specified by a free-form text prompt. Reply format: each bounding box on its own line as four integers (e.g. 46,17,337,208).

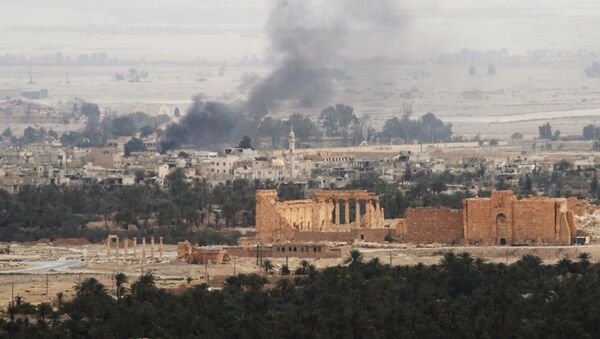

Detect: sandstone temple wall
255,189,392,242
463,199,496,244
255,189,579,246
511,199,562,244
255,190,296,242
405,207,463,244
464,191,574,246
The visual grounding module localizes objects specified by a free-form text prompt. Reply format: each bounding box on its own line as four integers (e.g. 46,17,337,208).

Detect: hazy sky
1,0,600,61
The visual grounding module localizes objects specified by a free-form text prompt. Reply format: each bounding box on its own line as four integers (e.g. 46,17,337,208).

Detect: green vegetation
258,113,322,148
538,122,560,141
0,171,264,243
60,105,169,148
346,171,473,218
4,253,600,337
380,112,453,144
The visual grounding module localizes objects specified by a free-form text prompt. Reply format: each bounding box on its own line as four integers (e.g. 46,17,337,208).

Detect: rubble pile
576,210,600,236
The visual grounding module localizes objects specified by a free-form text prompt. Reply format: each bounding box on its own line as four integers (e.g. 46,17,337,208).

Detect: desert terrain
1,241,599,307
2,63,600,139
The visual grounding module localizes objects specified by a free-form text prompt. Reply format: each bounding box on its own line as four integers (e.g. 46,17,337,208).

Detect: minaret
288,125,296,178
289,125,296,153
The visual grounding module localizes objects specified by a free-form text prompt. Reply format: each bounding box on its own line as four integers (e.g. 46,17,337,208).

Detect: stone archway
496,213,509,245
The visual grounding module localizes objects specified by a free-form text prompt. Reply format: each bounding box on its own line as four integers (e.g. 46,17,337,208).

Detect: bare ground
1,242,599,309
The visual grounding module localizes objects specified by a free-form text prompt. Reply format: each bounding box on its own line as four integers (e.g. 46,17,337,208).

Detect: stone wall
256,189,578,246
464,191,575,246
226,244,349,259
177,241,228,264
405,208,463,244
271,244,349,258
225,246,273,258
511,199,561,245
255,189,392,243
395,219,407,236
255,190,296,242
292,228,393,243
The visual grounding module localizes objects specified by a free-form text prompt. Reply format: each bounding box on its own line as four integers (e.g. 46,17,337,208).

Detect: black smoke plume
161,0,406,151
161,96,250,151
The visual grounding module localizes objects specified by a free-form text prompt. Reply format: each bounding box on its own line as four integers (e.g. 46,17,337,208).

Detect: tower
288,125,295,153
288,125,296,178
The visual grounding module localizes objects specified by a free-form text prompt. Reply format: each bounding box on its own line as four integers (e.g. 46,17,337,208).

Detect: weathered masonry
463,191,576,246
257,189,579,246
399,191,577,246
255,189,398,242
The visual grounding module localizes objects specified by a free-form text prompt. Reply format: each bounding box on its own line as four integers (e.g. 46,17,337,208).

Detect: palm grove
3,251,600,338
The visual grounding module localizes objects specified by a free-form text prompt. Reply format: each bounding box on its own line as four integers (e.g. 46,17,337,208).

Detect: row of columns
106,236,164,259
282,205,312,231
331,199,385,227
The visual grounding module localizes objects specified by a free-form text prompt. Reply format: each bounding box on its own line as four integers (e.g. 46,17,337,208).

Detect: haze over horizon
2,0,600,62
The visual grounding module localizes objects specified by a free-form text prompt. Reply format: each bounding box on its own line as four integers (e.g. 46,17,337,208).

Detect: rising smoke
160,96,250,150
161,0,406,151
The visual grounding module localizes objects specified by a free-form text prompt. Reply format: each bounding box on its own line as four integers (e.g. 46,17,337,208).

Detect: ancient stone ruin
255,189,399,243
400,191,577,246
177,241,230,264
105,235,164,260
257,189,580,246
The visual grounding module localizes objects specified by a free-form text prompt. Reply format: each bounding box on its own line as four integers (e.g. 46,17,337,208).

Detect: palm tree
578,252,591,262
294,260,315,275
368,257,381,266
115,272,128,300
280,264,291,275
262,259,274,274
55,292,64,311
578,252,591,273
14,295,23,306
441,252,458,270
74,278,107,298
344,250,364,266
458,252,474,267
557,257,572,282
37,302,53,325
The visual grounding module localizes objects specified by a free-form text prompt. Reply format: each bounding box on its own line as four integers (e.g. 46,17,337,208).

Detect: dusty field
1,242,599,309
2,64,600,138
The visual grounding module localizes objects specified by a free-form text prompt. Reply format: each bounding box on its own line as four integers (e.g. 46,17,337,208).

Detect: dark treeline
502,159,598,200
583,123,600,140
3,252,600,338
538,122,560,141
0,168,477,242
0,170,261,244
379,112,453,144
161,99,454,151
347,171,476,218
0,126,58,146
60,102,169,148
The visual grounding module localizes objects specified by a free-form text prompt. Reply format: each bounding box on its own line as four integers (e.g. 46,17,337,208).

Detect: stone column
106,238,110,256
292,207,302,230
150,237,155,259
381,208,385,223
124,238,129,257
304,207,311,231
159,237,164,257
375,200,381,226
355,200,361,226
142,238,146,259
334,199,340,225
366,200,371,228
115,238,119,259
344,200,350,225
133,237,138,258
